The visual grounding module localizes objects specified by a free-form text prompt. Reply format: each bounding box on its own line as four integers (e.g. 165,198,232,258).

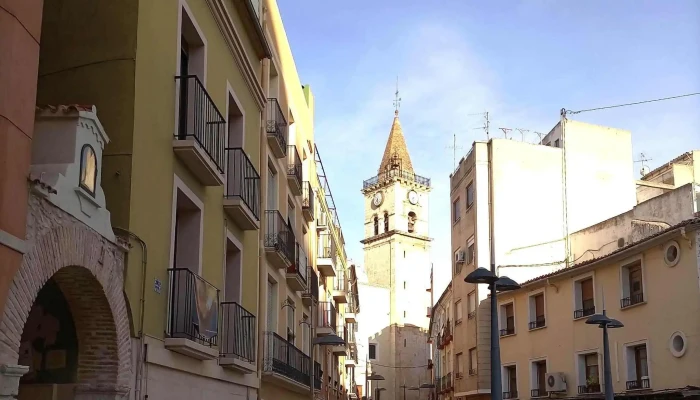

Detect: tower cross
393,76,401,115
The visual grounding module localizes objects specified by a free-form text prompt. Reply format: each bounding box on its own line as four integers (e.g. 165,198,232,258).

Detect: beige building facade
357,110,433,400
496,217,700,399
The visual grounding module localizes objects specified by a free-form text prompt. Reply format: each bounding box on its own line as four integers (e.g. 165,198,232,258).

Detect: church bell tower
359,86,432,400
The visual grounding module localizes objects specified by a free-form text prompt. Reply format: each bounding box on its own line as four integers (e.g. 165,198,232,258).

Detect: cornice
206,0,266,111
360,229,432,245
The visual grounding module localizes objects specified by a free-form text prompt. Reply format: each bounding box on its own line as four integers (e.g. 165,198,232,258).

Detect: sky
278,0,700,295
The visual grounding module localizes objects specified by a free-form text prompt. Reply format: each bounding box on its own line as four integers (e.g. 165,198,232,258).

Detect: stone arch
0,224,132,396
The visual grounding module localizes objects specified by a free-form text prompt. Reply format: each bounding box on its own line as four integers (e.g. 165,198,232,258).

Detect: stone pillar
74,384,130,400
0,364,28,400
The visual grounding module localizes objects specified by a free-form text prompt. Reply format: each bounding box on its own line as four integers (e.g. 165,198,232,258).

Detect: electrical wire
359,359,430,369
565,92,700,115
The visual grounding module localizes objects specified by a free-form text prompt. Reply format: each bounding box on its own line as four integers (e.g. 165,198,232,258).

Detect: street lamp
586,310,623,400
464,267,521,400
365,373,385,400
306,319,345,400
375,387,386,400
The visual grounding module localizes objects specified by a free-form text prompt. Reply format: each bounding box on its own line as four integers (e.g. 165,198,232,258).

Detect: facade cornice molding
360,229,432,245
206,0,266,111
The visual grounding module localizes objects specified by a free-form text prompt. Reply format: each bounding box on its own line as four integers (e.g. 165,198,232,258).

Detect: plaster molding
205,0,265,111
0,230,27,255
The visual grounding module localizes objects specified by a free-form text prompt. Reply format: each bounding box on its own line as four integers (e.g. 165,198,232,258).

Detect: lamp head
585,313,612,326
607,318,624,328
367,374,385,381
494,276,521,291
312,334,346,346
464,267,498,284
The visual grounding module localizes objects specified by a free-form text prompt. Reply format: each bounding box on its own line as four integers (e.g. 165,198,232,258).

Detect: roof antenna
393,76,401,116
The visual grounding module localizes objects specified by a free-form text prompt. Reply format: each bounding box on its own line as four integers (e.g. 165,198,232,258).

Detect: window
574,277,595,319
452,198,460,223
670,331,687,357
531,360,547,397
456,353,463,378
403,281,406,289
554,139,560,148
621,260,644,308
663,241,680,266
469,348,477,375
403,311,406,318
172,178,203,273
625,344,650,390
368,343,377,359
266,278,277,331
286,298,295,342
79,145,97,195
455,300,463,323
466,236,475,264
528,292,545,330
499,302,515,336
467,291,476,319
454,248,463,275
466,182,474,208
373,215,378,235
407,211,417,233
404,338,407,347
267,163,277,210
578,353,600,393
287,200,296,235
503,365,518,399
383,212,389,232
302,313,309,354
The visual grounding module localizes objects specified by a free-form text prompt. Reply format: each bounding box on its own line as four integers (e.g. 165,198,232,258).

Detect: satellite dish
640,165,650,177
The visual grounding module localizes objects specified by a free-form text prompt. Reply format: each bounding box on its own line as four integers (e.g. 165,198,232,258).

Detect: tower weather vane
393,76,401,115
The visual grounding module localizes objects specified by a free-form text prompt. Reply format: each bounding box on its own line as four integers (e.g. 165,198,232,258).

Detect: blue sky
278,0,700,293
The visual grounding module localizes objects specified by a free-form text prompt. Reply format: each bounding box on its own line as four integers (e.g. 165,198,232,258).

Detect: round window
663,241,680,267
669,331,687,357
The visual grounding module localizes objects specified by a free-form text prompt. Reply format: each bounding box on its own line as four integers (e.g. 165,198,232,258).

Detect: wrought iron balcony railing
503,391,518,399
621,292,644,308
626,378,650,390
264,210,295,263
266,98,288,151
302,181,315,217
220,301,256,363
225,147,260,220
318,301,337,331
363,168,431,190
499,327,515,337
531,388,547,397
175,75,226,173
529,315,546,330
469,368,477,375
467,310,476,320
314,361,322,390
287,242,308,283
167,268,220,347
264,331,310,387
304,266,319,300
578,383,602,394
334,271,347,291
574,299,596,319
287,145,302,185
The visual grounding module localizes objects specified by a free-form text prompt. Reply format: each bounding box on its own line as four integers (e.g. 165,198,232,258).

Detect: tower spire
379,79,413,174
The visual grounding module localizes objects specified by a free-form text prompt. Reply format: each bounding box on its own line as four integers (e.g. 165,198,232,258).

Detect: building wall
0,0,43,317
497,230,700,397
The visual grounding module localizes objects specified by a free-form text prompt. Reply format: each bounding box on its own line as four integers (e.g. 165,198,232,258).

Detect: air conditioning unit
455,251,466,263
545,372,567,392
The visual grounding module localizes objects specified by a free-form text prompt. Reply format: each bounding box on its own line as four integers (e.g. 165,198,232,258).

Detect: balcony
626,378,650,390
621,292,644,308
332,272,348,304
264,210,295,269
499,327,515,337
345,294,357,323
468,310,476,320
287,145,302,196
316,210,328,231
578,384,602,394
286,243,308,292
220,301,256,373
266,98,288,158
301,266,319,306
531,388,547,398
574,299,595,319
302,181,315,222
223,148,260,230
262,331,311,392
503,391,518,399
528,315,546,330
446,372,453,391
173,75,225,186
362,168,431,191
165,268,220,360
331,325,348,356
317,301,336,336
314,361,322,391
317,232,336,277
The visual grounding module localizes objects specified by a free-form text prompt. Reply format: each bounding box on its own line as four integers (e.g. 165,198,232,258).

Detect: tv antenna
634,152,653,177
446,133,464,171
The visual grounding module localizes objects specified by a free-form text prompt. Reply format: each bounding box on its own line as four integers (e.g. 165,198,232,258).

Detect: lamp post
308,331,346,400
585,310,623,400
464,267,521,400
375,387,387,400
365,373,385,400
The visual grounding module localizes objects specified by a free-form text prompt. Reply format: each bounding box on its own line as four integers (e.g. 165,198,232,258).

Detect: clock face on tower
408,190,419,205
373,191,384,207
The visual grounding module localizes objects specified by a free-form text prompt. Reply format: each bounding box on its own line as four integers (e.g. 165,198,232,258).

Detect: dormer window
79,144,97,195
